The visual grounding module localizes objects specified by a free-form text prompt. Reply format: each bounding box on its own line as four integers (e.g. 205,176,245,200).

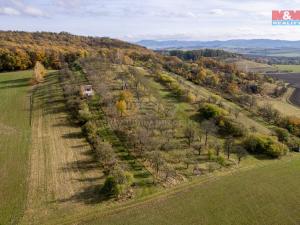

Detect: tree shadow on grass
44,105,66,115
61,159,101,172
52,121,71,127
71,144,90,149
251,154,274,160
51,184,112,205
0,82,30,90
73,175,105,183
189,113,201,123
0,77,30,85
61,131,84,139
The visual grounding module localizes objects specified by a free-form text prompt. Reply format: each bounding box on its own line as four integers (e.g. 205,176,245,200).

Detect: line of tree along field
0,31,147,71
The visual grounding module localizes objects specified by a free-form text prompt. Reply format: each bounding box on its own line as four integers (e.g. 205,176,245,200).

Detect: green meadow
0,71,32,225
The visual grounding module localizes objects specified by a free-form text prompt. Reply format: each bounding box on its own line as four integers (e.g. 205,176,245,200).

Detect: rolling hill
137,39,300,50
2,31,300,225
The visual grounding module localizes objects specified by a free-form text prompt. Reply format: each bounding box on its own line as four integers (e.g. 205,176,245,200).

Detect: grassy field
77,154,300,225
0,71,31,225
276,65,300,73
257,87,300,118
20,72,107,225
229,59,277,73
238,49,300,57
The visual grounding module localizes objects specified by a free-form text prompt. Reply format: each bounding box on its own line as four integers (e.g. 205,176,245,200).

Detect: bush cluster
198,103,228,120
243,134,288,158
217,117,247,137
101,167,134,198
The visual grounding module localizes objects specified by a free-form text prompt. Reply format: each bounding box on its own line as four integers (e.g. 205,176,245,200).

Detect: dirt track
21,73,103,225
266,73,300,107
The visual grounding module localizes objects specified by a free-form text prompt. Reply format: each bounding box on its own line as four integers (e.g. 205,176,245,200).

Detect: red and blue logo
272,10,300,25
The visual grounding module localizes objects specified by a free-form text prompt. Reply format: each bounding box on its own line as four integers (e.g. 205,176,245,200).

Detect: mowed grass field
0,71,31,225
78,155,300,225
276,64,300,73
20,72,105,225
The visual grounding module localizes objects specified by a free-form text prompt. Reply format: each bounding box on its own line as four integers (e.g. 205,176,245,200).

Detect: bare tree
201,120,217,146
211,140,222,156
235,146,248,164
193,143,203,155
184,150,194,169
184,125,196,147
135,127,150,156
147,151,165,174
224,136,234,159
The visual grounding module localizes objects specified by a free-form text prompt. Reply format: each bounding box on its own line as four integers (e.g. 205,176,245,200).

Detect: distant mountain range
136,39,300,50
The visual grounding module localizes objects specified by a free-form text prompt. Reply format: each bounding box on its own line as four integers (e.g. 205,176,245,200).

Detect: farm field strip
20,72,104,225
233,59,277,73
0,71,31,225
276,64,300,73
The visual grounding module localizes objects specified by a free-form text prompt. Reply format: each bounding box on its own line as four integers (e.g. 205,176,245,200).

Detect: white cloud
54,0,84,8
0,0,46,17
23,6,46,17
0,7,20,16
210,9,224,16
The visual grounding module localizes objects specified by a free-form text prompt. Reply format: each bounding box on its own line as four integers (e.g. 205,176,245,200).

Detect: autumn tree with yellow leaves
116,100,127,117
33,61,46,83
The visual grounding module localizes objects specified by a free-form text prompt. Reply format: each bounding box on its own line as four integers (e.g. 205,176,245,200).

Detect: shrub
170,82,184,96
207,149,215,161
199,103,228,120
94,140,116,173
101,167,134,198
78,102,92,123
82,121,98,143
243,134,288,158
286,136,300,152
281,116,300,136
258,104,281,123
208,94,221,104
186,92,197,103
274,128,289,142
217,117,247,137
216,156,226,166
266,143,289,158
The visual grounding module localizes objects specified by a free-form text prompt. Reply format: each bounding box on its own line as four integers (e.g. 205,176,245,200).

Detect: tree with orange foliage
119,90,134,109
197,68,206,82
227,82,239,95
33,61,46,83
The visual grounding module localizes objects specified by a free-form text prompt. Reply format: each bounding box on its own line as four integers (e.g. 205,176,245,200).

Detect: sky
1,0,300,41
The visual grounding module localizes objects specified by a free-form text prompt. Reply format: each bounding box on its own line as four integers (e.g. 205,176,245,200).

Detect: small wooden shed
80,85,94,97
